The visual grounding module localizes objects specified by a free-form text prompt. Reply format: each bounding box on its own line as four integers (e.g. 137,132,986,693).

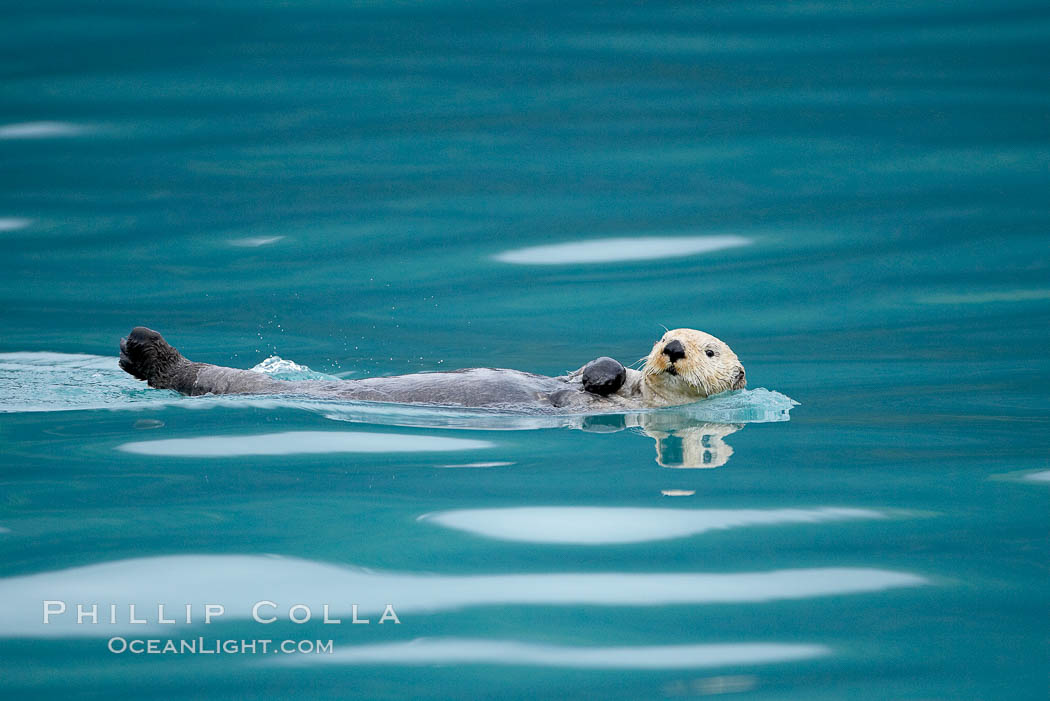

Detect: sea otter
119,327,746,413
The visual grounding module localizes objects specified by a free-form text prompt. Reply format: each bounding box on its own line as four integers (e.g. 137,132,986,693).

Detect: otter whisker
693,370,716,397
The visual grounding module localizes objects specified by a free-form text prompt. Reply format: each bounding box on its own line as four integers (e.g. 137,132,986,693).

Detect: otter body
201,365,640,412
119,326,745,413
120,328,640,412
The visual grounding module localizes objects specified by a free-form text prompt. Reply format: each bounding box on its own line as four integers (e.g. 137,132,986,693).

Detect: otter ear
732,366,746,390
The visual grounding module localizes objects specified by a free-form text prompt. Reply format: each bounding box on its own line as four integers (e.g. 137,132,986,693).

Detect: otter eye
705,349,715,358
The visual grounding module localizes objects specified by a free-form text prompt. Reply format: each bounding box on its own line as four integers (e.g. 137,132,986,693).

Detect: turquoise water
2,1,1049,698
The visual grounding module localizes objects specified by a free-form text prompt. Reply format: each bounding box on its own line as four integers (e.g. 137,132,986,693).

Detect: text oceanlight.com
108,638,334,655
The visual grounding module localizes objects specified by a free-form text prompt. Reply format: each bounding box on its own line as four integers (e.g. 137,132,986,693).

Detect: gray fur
120,327,641,413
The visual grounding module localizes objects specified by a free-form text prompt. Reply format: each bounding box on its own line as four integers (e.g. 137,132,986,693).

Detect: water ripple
117,430,493,457
494,236,751,265
420,506,885,544
278,638,830,669
0,121,86,139
0,554,928,638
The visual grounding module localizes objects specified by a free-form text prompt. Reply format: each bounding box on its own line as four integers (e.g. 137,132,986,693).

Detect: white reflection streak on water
0,218,31,231
494,236,751,264
117,431,494,456
229,235,285,247
420,506,885,544
0,121,86,139
274,638,830,669
0,555,927,638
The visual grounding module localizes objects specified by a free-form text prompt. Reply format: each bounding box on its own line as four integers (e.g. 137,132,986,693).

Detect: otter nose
662,340,686,363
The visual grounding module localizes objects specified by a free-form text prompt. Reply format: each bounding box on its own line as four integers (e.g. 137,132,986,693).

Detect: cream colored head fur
641,328,746,406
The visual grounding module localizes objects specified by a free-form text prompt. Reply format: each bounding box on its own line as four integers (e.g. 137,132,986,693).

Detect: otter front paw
581,357,626,396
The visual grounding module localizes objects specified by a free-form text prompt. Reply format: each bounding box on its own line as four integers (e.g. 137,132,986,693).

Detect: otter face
642,328,746,403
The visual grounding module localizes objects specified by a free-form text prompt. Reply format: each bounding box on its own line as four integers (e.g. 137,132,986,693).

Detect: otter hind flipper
119,326,193,390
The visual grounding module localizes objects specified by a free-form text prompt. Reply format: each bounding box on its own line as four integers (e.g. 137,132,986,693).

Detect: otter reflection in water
577,412,743,468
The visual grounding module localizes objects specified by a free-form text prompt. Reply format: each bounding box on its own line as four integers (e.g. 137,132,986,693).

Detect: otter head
641,328,746,406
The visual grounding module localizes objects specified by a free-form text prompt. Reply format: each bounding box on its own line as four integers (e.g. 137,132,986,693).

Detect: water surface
1,1,1049,699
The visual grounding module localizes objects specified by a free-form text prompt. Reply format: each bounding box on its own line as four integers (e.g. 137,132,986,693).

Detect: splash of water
249,355,337,381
